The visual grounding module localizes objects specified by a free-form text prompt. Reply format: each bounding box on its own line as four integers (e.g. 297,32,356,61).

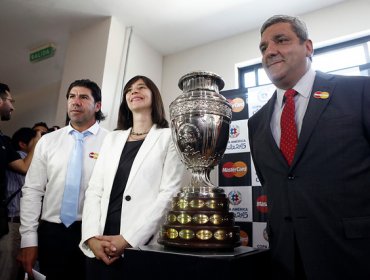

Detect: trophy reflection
158,71,241,249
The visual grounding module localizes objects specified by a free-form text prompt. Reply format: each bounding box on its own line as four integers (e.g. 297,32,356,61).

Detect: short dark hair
65,79,106,122
260,15,309,43
0,83,10,99
11,127,36,150
32,122,48,130
117,75,168,130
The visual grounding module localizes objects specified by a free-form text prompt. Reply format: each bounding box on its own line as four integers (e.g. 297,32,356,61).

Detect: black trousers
86,256,126,280
38,221,85,280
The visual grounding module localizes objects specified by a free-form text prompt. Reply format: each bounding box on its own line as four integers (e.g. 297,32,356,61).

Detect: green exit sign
29,44,56,62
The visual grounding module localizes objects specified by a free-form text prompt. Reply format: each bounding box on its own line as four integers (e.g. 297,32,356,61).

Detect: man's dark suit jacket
248,71,370,279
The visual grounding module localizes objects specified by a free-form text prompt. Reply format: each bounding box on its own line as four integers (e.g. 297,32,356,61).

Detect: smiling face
125,79,153,114
67,86,101,131
259,22,313,89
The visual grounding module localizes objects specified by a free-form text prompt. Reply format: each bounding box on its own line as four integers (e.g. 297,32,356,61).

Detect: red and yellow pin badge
313,91,330,99
89,152,99,159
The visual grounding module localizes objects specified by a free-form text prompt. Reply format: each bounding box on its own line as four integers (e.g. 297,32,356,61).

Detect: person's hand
87,236,118,265
30,130,42,148
95,235,131,260
17,246,38,278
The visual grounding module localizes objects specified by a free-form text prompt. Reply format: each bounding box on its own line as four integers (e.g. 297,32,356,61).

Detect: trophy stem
183,168,215,194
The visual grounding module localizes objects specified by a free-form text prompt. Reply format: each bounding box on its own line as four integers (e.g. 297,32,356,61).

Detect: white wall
54,18,112,127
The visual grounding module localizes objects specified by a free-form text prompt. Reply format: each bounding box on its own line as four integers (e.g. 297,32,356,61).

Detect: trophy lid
178,71,225,92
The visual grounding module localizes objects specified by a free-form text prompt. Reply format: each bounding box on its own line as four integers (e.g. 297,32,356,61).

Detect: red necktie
280,89,297,165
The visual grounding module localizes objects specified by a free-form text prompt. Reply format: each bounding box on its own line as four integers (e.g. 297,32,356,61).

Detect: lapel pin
313,91,330,99
89,152,99,159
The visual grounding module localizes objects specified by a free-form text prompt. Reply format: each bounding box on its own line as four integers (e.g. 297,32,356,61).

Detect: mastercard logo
313,91,330,99
256,195,268,213
89,152,99,159
240,230,249,246
227,97,245,113
221,161,248,178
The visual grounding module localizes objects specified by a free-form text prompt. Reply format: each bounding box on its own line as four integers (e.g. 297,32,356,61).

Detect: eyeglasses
1,97,15,104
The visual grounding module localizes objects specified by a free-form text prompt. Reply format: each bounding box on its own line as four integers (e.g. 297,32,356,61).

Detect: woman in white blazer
80,76,185,279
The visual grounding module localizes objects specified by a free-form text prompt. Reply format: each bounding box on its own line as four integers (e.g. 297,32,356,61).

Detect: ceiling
0,0,347,94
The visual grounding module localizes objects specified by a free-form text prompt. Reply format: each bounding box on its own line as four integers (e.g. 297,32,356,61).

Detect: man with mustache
18,79,109,280
248,15,370,279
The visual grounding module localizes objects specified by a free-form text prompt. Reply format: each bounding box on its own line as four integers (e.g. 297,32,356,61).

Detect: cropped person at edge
248,15,370,279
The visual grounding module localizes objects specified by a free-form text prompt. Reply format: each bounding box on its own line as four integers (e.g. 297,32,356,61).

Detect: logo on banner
228,97,245,113
256,195,268,213
222,161,248,178
228,190,242,205
257,90,271,103
229,124,240,138
240,230,249,246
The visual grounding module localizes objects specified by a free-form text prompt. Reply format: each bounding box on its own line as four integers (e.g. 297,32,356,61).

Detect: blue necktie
60,130,91,227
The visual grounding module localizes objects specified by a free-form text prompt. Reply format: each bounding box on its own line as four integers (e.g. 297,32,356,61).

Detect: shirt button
125,195,131,201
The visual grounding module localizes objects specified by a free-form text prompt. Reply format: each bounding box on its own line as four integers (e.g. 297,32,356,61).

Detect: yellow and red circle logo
227,97,245,113
221,161,248,178
313,91,329,99
240,230,249,246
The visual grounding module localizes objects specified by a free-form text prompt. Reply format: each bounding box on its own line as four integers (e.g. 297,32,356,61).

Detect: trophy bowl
158,71,241,250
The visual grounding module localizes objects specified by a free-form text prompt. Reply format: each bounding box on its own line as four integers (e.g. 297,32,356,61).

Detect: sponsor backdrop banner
219,86,274,249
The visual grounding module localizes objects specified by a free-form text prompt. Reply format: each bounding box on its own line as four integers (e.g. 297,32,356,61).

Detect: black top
0,132,20,201
103,140,144,235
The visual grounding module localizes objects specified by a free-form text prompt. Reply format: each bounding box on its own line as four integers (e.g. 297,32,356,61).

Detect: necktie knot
284,89,296,100
72,130,91,141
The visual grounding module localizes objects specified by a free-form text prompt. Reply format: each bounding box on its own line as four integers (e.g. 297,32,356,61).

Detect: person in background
0,83,40,240
18,79,109,280
80,75,185,280
31,122,48,135
50,125,60,131
248,15,370,279
0,127,36,280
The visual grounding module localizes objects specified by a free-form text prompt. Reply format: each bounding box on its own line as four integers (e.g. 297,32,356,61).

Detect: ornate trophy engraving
158,71,241,249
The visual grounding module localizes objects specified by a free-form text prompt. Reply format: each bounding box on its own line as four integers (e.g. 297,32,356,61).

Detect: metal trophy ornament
158,71,241,249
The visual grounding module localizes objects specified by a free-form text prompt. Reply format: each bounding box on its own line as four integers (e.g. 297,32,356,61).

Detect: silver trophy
158,71,240,249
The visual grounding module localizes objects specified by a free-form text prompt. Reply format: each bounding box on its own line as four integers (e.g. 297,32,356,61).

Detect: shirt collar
276,68,316,107
67,121,100,135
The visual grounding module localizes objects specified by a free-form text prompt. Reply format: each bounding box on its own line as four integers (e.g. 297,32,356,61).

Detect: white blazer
80,125,185,257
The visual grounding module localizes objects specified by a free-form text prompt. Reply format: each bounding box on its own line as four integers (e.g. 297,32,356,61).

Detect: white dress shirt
20,122,109,248
270,68,316,146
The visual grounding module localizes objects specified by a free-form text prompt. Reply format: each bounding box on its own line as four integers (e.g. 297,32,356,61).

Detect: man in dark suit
248,15,370,279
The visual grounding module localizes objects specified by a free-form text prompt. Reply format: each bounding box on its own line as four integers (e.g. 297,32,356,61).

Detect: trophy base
158,225,241,250
158,190,241,250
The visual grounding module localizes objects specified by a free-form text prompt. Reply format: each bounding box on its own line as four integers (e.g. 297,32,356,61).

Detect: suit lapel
291,72,336,167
